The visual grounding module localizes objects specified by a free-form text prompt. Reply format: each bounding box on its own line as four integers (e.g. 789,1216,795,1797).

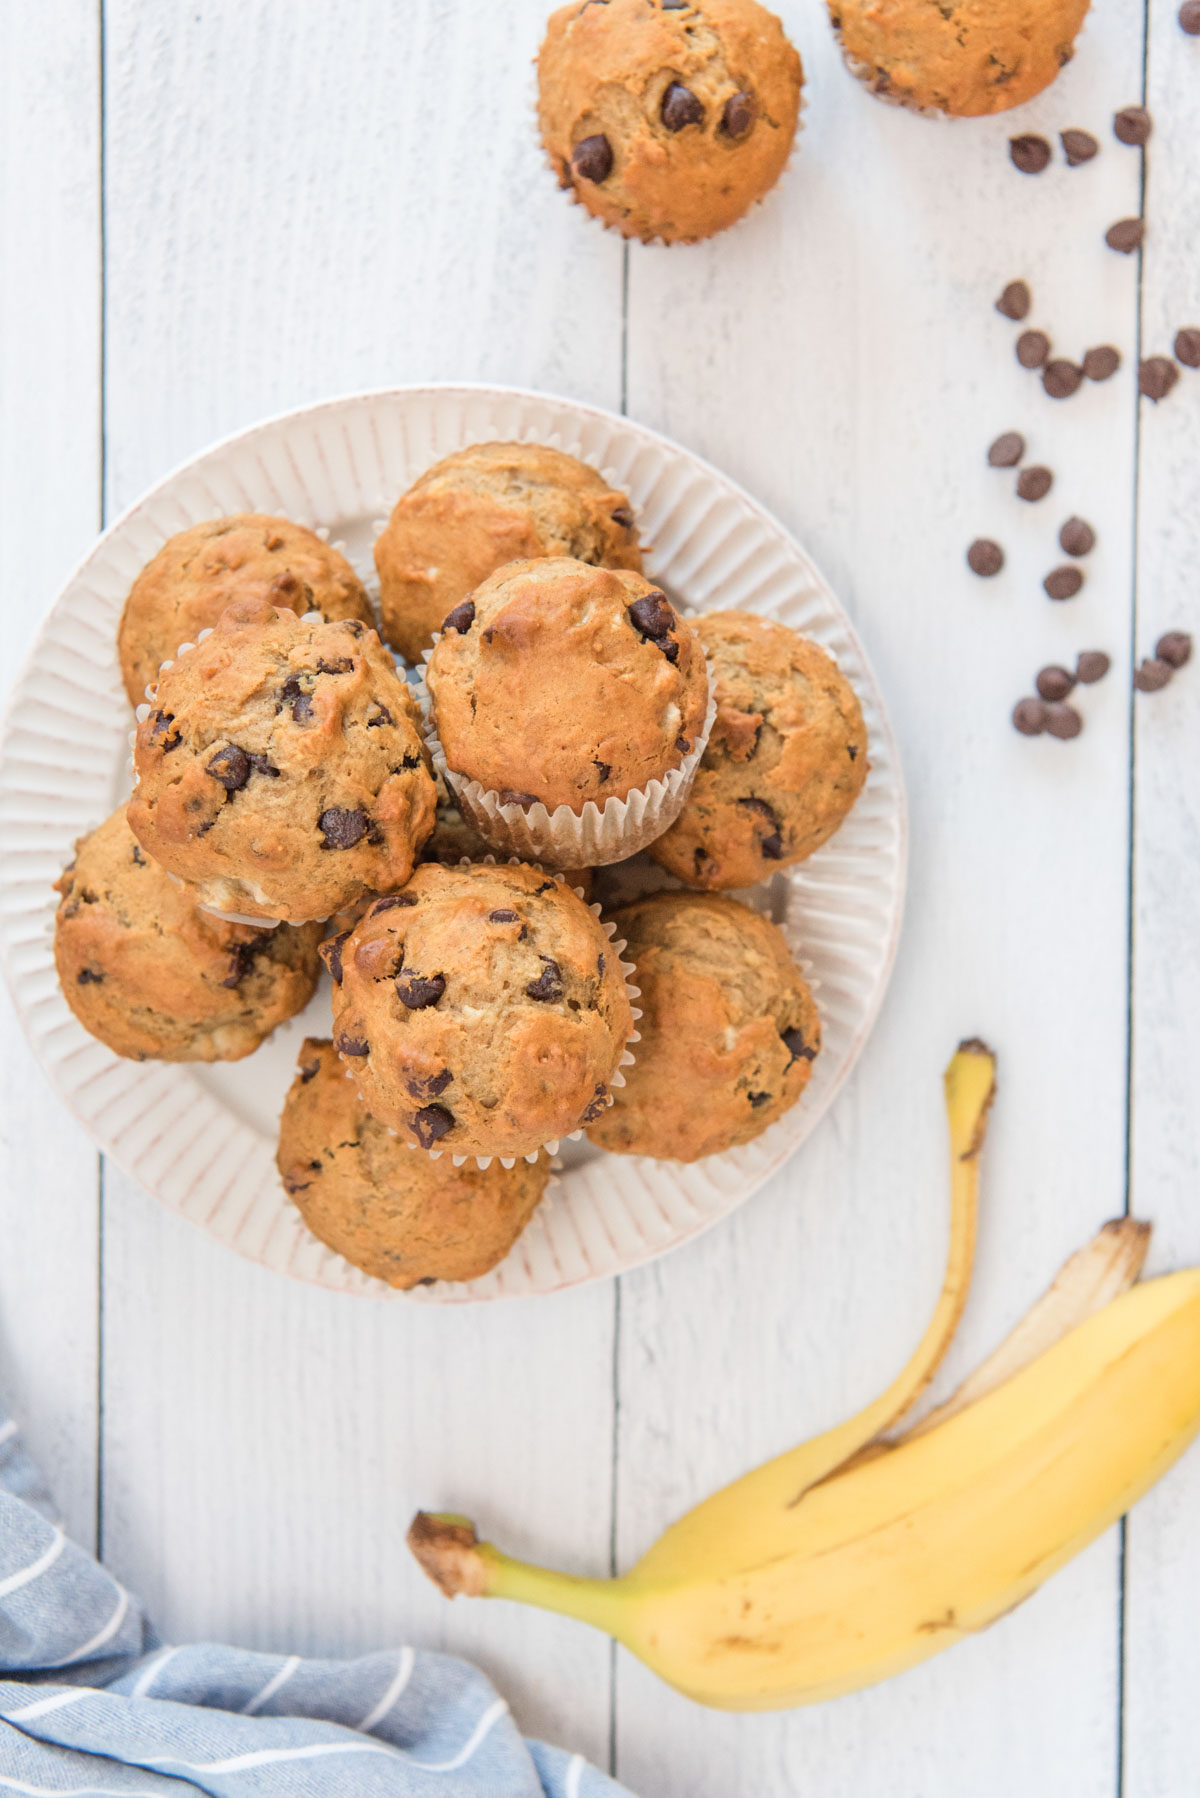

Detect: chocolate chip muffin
426,557,709,812
117,514,373,709
830,0,1089,116
648,610,866,890
277,1038,551,1287
323,862,635,1159
375,442,642,665
53,805,322,1061
537,0,803,244
128,598,437,924
586,890,819,1161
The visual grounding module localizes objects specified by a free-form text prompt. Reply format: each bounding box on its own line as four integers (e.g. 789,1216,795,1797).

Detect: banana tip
407,1511,487,1598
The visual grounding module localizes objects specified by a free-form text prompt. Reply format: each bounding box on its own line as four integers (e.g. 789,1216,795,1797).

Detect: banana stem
407,1512,636,1638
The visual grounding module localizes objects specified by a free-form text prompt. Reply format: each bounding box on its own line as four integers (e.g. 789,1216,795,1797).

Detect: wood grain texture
0,0,102,1550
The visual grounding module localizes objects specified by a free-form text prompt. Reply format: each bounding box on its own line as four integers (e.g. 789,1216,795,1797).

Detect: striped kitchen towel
0,1406,633,1796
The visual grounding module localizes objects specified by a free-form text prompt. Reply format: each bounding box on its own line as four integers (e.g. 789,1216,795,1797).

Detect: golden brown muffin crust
538,0,803,244
586,890,820,1161
53,806,322,1061
375,441,642,664
127,598,436,924
278,1038,550,1287
648,610,866,891
426,557,708,812
117,513,373,708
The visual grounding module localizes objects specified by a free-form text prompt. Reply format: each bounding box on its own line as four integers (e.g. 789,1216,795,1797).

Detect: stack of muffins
54,438,868,1290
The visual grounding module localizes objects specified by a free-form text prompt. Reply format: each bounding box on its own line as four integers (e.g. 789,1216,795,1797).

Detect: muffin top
375,441,642,664
648,609,866,890
830,0,1089,117
586,890,820,1162
127,597,436,924
426,558,709,813
117,513,373,708
278,1038,550,1289
537,0,803,244
323,861,635,1159
53,805,322,1062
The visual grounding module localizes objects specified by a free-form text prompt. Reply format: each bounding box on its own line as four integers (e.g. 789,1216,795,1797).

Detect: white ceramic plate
0,385,905,1303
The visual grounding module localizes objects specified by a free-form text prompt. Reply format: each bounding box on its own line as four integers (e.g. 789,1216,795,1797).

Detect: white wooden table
3,3,1198,1791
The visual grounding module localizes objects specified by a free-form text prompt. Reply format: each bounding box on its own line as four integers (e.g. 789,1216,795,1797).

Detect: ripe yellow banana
409,1042,1200,1711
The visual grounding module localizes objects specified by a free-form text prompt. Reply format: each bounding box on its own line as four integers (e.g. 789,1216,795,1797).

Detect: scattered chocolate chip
967,539,1004,577
747,1091,772,1107
335,1030,370,1057
206,744,251,792
319,807,371,850
371,893,418,913
1156,630,1192,668
593,758,612,781
1036,664,1076,701
1017,466,1053,502
611,505,635,529
581,1083,610,1123
722,90,756,137
1017,330,1051,369
597,952,605,976
536,880,558,894
1106,217,1144,253
320,931,350,984
995,280,1031,321
222,941,262,989
76,967,104,984
1140,356,1179,401
1010,134,1052,174
279,675,313,721
1045,566,1084,601
1076,651,1111,684
441,599,475,634
247,753,279,778
627,592,679,661
1113,106,1152,146
498,788,540,809
1013,697,1048,735
1082,345,1121,381
412,1104,454,1149
1174,328,1200,368
526,956,564,1002
987,431,1025,467
675,735,691,755
147,710,181,751
395,970,446,1009
130,845,146,866
1059,517,1096,557
1044,703,1084,739
299,1058,321,1084
1134,658,1174,691
315,656,354,675
1182,0,1200,30
1043,359,1083,399
405,1068,453,1101
572,134,613,182
1061,128,1099,165
781,1025,817,1065
487,908,519,923
366,704,393,728
661,80,704,130
737,796,784,858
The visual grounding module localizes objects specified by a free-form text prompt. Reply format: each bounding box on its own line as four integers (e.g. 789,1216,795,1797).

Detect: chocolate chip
279,675,313,721
498,788,540,809
222,940,262,989
299,1058,321,1083
987,431,1025,467
1017,466,1053,502
1182,0,1200,30
1174,328,1200,368
335,1030,370,1056
593,759,612,781
1044,703,1084,739
738,796,784,859
366,704,393,728
1045,566,1084,601
320,931,350,984
412,1104,454,1149
1135,658,1174,691
247,753,279,778
1010,134,1051,174
722,90,755,137
781,1025,817,1065
967,539,1004,577
572,134,613,182
131,844,147,866
488,908,519,922
1076,650,1111,684
371,893,418,913
147,710,181,752
747,1091,772,1108
1036,664,1076,701
1061,128,1099,165
395,970,446,1009
661,81,704,130
315,656,354,675
1059,518,1096,557
76,967,104,984
675,734,691,755
1156,630,1192,668
1114,106,1152,146
1140,356,1179,401
1017,330,1051,369
405,1068,453,1100
597,952,605,976
319,807,371,850
611,506,635,529
206,744,251,792
995,280,1031,321
1012,697,1048,736
526,956,564,1002
1106,217,1144,253
1043,359,1083,399
627,592,680,661
1082,345,1121,381
442,599,475,634
581,1083,610,1123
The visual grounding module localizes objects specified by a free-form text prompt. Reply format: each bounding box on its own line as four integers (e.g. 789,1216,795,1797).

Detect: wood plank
1121,4,1200,1793
0,1,102,1550
616,2,1143,1790
98,0,622,1765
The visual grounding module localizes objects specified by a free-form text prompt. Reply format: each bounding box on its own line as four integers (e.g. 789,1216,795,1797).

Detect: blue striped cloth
0,1406,632,1796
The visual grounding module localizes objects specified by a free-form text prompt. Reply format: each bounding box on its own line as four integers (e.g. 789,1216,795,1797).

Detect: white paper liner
416,638,716,868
